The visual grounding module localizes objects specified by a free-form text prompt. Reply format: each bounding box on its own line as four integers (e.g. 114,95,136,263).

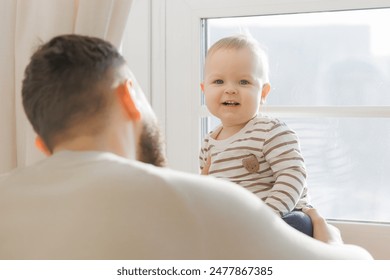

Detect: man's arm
303,207,343,244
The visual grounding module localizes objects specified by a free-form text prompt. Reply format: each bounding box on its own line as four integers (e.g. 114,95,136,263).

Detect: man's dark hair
22,34,126,151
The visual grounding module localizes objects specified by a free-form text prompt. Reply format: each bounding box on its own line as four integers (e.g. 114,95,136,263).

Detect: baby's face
202,47,263,128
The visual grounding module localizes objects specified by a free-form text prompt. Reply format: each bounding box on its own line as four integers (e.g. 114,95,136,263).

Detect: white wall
330,221,390,259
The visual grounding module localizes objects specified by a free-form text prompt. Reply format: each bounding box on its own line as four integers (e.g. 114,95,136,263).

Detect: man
0,34,372,259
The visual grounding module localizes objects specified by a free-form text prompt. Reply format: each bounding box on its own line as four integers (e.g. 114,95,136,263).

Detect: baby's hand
201,156,211,175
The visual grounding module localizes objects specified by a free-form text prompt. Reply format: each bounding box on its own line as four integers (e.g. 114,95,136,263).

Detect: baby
200,34,313,236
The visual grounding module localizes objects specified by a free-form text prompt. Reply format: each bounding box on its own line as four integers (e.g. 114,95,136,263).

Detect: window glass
206,8,390,106
204,8,390,222
286,117,390,222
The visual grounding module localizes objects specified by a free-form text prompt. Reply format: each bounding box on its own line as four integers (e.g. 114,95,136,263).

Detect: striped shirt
199,115,310,217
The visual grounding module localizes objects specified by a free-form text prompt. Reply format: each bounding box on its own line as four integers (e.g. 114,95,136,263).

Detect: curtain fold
0,0,17,173
75,0,134,46
0,0,133,173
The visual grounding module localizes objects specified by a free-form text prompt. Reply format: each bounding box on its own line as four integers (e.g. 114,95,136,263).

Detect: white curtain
0,0,133,174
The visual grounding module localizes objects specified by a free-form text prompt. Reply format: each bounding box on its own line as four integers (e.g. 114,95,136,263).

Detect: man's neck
52,131,136,161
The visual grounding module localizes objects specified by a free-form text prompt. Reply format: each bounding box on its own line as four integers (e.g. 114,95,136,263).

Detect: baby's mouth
222,101,240,106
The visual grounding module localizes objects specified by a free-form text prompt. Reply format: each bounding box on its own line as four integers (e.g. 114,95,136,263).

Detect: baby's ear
200,83,205,92
35,136,51,156
261,83,271,104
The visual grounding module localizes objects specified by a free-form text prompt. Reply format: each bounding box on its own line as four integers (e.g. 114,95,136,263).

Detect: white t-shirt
0,151,371,259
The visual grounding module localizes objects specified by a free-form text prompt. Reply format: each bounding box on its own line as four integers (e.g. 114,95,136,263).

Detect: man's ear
116,80,141,121
261,83,271,104
35,136,51,156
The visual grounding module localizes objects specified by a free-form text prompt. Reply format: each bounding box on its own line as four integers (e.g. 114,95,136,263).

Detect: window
202,8,390,222
162,0,390,224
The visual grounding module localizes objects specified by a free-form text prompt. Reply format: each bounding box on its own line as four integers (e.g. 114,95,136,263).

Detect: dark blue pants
282,210,313,237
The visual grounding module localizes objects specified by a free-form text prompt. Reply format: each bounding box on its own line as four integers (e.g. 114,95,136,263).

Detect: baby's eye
239,80,250,85
214,79,224,84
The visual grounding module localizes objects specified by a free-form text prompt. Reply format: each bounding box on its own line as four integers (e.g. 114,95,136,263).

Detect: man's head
22,34,125,151
22,34,166,166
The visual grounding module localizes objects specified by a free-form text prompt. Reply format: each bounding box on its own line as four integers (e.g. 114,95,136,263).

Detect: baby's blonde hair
206,34,269,84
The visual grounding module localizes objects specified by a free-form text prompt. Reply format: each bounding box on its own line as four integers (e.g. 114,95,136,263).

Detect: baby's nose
224,86,237,94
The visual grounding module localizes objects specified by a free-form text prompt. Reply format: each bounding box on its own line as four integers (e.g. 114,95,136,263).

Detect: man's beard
137,119,167,167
